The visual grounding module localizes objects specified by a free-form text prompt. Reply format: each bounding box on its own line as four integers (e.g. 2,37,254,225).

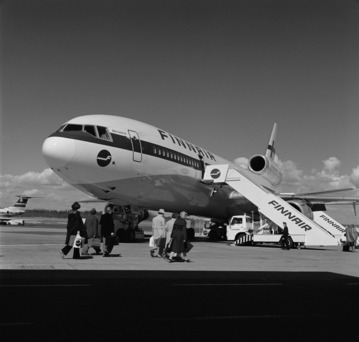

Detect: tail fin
265,123,278,160
13,196,32,209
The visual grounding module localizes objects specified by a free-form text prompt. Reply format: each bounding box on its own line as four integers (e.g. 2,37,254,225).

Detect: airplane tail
265,123,278,161
12,196,32,209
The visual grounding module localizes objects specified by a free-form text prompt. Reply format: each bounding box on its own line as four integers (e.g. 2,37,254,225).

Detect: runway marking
172,283,283,286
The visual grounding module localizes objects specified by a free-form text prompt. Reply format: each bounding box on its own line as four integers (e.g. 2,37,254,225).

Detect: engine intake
248,154,282,186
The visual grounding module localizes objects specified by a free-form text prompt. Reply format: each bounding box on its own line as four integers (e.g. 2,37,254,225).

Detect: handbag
165,239,172,253
68,235,76,247
90,237,101,248
149,236,155,248
184,241,193,253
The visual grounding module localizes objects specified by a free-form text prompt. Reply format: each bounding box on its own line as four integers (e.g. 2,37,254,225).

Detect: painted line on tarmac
172,283,283,286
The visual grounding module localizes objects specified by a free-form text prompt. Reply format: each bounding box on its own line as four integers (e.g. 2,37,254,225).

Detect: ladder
203,164,339,246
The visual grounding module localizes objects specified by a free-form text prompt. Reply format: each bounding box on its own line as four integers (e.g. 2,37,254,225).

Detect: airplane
42,115,358,230
0,195,37,225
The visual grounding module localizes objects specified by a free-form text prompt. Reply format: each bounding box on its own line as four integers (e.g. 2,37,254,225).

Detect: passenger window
84,125,96,137
153,147,157,155
97,126,111,141
63,124,83,132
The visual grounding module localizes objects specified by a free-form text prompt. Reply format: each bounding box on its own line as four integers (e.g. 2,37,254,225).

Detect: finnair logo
268,200,312,231
210,168,221,179
97,150,112,167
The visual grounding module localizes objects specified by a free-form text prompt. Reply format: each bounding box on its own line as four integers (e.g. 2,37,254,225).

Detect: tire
125,229,136,242
116,229,126,242
280,236,293,249
208,230,219,241
235,233,246,246
187,228,195,241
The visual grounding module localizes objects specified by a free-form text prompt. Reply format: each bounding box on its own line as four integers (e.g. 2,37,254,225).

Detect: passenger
150,209,166,257
82,208,102,255
168,211,190,263
60,202,86,258
100,206,116,257
164,212,179,258
280,222,290,250
345,224,358,252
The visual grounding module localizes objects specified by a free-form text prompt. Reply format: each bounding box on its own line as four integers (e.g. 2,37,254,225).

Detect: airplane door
128,130,142,162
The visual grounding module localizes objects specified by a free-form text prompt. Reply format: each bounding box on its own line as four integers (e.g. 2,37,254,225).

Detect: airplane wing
280,187,359,203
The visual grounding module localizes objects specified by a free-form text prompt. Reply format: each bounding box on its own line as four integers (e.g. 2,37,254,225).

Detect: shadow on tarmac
1,270,358,341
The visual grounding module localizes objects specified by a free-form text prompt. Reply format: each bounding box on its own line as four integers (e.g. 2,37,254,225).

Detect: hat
180,211,188,217
71,202,81,210
90,208,96,215
158,209,165,215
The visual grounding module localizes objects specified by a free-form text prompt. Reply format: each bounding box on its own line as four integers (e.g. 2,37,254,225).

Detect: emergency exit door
128,130,142,162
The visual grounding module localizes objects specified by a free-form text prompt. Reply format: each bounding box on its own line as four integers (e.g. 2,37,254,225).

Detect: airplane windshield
63,124,83,132
84,125,97,137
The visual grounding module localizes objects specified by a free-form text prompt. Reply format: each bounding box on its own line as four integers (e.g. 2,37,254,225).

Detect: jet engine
287,199,314,220
248,154,282,186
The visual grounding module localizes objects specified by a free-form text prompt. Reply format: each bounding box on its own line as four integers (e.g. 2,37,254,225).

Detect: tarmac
1,220,359,341
0,220,358,276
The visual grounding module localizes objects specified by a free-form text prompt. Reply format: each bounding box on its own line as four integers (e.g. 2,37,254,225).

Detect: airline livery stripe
49,131,207,170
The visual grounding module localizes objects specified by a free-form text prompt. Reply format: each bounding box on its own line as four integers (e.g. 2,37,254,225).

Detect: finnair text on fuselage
158,129,216,161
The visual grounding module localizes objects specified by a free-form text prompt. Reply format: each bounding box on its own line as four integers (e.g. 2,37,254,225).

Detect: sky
1,0,358,223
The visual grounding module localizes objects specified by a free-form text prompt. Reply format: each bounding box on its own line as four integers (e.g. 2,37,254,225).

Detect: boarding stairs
203,165,339,246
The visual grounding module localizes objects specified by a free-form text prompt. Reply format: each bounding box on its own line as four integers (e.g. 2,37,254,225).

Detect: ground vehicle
226,215,305,248
6,219,25,226
226,215,253,243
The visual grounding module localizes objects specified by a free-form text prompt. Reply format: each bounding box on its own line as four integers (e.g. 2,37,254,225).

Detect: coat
65,210,86,245
170,218,187,254
85,215,100,238
100,212,114,237
165,218,176,245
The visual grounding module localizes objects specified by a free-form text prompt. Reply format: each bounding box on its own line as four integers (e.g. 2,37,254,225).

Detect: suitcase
342,244,350,252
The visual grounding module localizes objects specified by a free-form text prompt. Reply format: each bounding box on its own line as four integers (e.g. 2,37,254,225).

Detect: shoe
167,259,174,263
103,252,109,257
184,259,190,263
60,251,65,259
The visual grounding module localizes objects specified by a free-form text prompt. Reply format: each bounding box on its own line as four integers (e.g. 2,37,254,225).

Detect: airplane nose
42,137,75,169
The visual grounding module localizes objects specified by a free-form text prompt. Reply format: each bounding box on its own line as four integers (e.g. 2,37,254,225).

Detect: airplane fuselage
42,115,273,220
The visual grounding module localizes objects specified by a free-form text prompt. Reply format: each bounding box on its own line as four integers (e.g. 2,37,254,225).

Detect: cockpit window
57,124,66,132
84,125,96,137
97,126,112,141
63,124,83,132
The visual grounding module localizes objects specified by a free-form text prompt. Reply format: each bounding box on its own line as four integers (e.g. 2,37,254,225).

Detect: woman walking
167,211,190,263
60,202,86,258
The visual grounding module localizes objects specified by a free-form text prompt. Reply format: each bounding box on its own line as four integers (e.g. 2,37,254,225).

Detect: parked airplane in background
0,195,37,225
42,115,358,228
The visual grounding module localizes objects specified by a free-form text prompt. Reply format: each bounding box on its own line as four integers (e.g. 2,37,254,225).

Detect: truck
226,215,305,248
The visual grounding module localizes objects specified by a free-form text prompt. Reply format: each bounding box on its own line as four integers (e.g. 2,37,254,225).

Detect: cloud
233,157,249,168
0,168,64,188
350,165,359,188
277,157,359,195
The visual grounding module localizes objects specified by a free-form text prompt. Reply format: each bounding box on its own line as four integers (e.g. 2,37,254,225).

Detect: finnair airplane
42,115,357,222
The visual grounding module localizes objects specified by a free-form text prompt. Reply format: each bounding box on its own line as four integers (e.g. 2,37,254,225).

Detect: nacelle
248,154,282,186
287,199,314,220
